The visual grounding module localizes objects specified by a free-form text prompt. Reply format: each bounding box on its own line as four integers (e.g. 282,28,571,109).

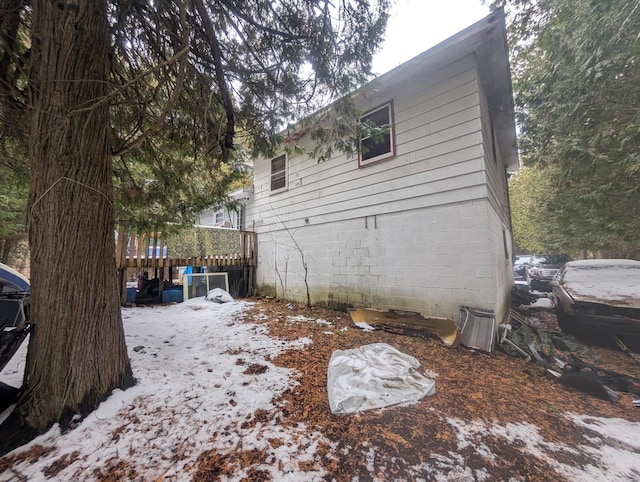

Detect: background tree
0,160,28,264
493,0,640,257
0,2,29,265
0,0,390,450
508,166,560,253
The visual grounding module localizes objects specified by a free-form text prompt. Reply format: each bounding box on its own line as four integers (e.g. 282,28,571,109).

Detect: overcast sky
372,0,490,75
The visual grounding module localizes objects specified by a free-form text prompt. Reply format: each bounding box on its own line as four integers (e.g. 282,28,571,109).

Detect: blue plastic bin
162,289,183,303
126,287,137,303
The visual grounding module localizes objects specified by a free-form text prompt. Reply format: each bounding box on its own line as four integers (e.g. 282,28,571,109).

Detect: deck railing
115,226,257,303
115,226,256,269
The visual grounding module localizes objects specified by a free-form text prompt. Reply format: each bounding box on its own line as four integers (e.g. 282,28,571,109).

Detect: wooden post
115,226,130,305
243,265,248,297
157,267,164,302
118,267,127,305
252,231,257,295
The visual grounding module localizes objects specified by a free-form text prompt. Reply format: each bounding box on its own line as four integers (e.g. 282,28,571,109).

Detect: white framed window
183,272,229,300
359,101,395,167
270,154,287,192
215,210,224,226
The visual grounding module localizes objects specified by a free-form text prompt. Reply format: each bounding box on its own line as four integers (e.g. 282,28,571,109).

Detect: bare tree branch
193,0,235,166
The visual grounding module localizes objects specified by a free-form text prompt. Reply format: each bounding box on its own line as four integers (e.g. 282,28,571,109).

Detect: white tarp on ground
327,343,436,415
204,288,234,303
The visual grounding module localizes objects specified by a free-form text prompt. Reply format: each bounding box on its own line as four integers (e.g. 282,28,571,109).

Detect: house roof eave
354,9,518,172
281,9,519,171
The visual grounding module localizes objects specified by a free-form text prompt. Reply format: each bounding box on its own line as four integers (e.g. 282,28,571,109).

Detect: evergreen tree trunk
0,237,15,264
17,0,134,433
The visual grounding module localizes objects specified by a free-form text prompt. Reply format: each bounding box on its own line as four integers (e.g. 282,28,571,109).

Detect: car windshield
532,254,571,265
514,256,532,265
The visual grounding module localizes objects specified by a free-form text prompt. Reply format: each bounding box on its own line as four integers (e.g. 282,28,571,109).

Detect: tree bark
17,0,134,433
1,237,15,264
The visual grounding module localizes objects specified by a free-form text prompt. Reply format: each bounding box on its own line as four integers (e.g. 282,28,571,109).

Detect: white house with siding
196,188,250,230
244,10,518,324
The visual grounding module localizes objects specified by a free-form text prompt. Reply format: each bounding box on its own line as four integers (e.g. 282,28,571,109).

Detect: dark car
550,259,640,349
526,254,572,291
0,262,30,329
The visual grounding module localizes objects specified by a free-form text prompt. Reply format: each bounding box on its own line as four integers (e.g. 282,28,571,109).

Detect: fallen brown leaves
0,444,55,482
42,450,80,478
194,298,640,481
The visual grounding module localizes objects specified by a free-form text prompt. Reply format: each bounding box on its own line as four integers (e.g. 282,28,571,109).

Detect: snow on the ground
1,298,640,481
1,299,326,481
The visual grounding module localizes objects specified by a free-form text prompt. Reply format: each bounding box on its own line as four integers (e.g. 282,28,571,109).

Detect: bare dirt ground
194,298,640,481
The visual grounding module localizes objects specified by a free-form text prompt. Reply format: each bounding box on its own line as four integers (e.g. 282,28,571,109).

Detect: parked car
526,254,573,291
513,255,533,281
550,259,640,349
0,262,30,329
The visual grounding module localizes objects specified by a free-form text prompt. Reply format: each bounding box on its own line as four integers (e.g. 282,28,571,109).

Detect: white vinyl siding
249,56,483,230
478,78,511,226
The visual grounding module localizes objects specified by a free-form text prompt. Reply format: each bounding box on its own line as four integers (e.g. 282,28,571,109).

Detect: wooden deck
115,226,257,304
